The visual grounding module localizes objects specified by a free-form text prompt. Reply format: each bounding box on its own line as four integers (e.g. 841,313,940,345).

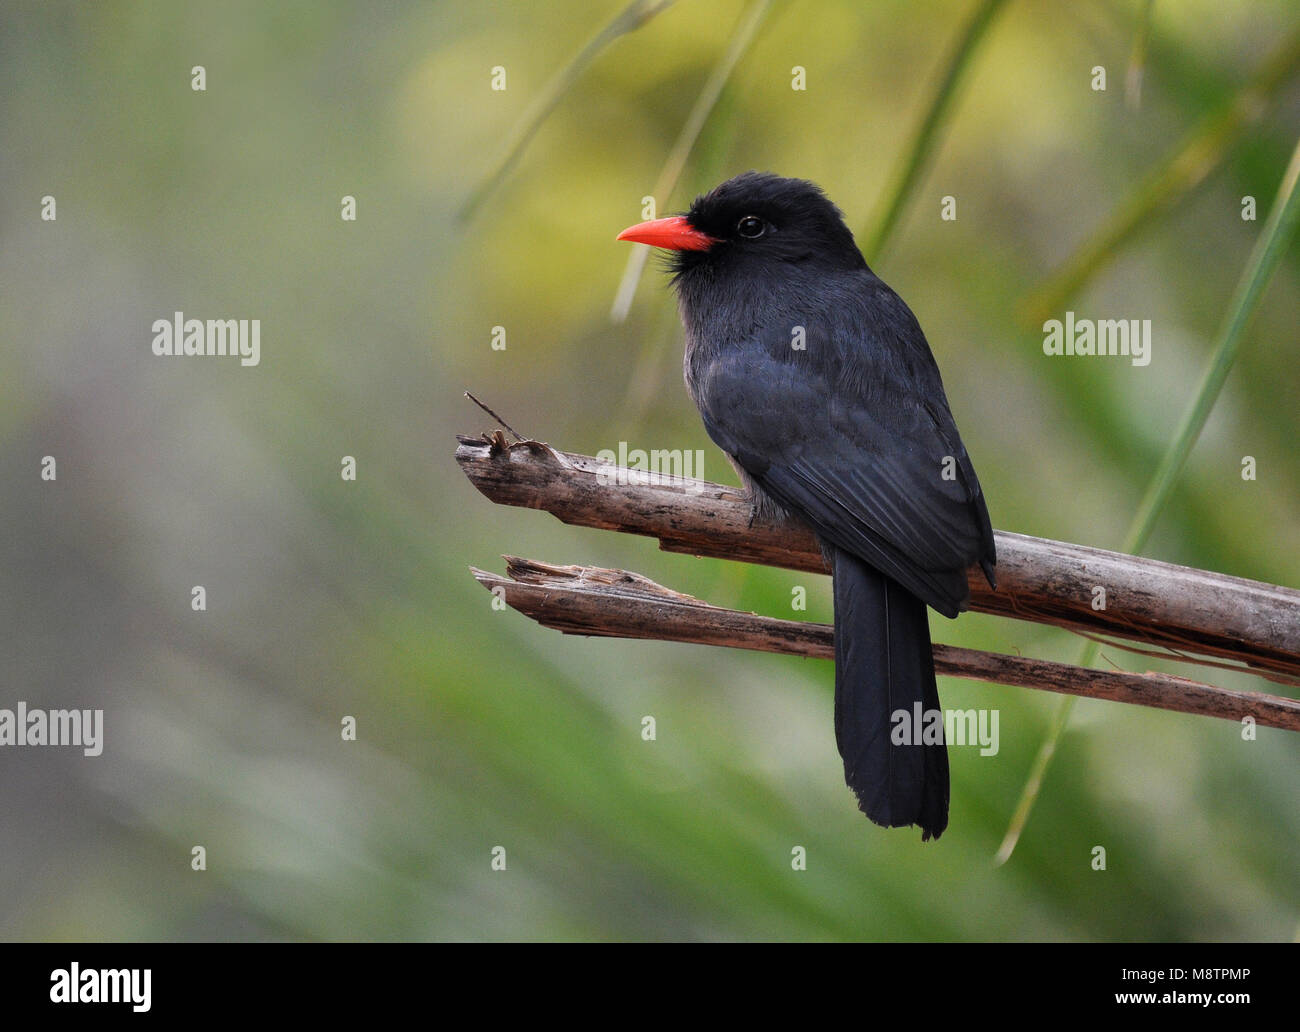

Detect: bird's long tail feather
831,546,949,840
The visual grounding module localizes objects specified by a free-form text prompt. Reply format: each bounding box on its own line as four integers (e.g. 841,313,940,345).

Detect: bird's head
616,171,867,280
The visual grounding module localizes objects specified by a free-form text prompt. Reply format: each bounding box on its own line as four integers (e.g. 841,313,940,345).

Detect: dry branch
456,435,1300,681
474,557,1300,732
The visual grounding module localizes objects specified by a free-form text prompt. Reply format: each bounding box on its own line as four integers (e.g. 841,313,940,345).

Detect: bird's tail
830,547,949,840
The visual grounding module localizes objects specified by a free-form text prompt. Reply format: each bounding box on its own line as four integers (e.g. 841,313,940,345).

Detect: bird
617,172,996,840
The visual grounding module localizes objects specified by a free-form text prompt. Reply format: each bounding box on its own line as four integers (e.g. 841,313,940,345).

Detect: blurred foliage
0,0,1297,941
999,136,1300,863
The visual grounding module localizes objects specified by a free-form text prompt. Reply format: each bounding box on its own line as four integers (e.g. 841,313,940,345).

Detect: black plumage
619,172,996,839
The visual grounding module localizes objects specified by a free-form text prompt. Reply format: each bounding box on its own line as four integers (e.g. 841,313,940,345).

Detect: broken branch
473,557,1300,731
456,435,1300,681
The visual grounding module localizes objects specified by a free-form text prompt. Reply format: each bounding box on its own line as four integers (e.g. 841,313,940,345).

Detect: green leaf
1020,26,1300,328
861,0,1007,265
459,0,679,222
610,0,776,322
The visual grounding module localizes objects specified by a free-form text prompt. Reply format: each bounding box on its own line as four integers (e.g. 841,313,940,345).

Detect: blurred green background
1,0,1297,941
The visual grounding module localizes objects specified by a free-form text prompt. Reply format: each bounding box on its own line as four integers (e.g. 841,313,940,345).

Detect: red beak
616,215,717,251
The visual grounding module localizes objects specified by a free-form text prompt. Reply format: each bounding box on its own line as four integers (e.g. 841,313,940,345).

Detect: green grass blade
1021,25,1300,327
610,0,775,322
1123,139,1300,553
861,0,1007,264
996,134,1300,865
459,0,679,222
1125,0,1156,109
993,692,1079,866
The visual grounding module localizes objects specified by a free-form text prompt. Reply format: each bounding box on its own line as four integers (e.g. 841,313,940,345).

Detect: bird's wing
695,341,993,618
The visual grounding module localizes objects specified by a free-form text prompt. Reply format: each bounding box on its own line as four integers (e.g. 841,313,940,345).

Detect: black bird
618,172,995,840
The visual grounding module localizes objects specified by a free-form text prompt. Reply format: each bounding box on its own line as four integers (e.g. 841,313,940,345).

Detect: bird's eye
736,215,766,239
